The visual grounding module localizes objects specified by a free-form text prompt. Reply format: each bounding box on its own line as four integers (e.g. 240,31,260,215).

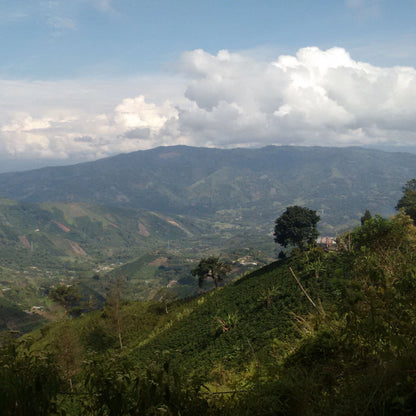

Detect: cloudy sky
1,0,416,169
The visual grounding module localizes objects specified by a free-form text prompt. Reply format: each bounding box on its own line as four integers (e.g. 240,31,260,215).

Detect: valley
0,145,416,332
1,145,416,414
2,2,414,413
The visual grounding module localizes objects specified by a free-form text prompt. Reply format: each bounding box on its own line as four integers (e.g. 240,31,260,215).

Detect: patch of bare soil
68,240,87,256
149,257,168,267
18,235,30,249
52,221,71,233
138,221,150,237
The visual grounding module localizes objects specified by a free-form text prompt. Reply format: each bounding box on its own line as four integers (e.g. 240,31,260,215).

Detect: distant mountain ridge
1,145,416,332
0,145,415,231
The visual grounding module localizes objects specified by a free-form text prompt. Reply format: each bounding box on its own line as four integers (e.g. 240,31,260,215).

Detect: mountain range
0,145,415,233
1,145,416,331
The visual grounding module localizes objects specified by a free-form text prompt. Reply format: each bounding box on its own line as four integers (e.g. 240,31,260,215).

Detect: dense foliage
191,257,232,289
396,178,416,224
0,334,62,416
274,205,320,250
49,285,81,317
2,208,416,414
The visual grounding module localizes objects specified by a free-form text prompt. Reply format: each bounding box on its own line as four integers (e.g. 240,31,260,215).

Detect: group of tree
188,178,416,293
190,205,321,290
272,178,416,253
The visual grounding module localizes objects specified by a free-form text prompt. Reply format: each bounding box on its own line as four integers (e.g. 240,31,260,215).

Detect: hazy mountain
0,145,414,234
0,158,86,174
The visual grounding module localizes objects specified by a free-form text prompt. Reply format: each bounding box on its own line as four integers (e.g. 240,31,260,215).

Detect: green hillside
0,297,46,333
0,198,271,331
2,147,416,413
0,199,192,326
3,210,416,415
0,198,196,267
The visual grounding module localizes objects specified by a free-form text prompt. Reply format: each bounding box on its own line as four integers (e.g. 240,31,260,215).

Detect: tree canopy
274,205,320,250
48,285,80,317
360,209,372,225
396,178,416,224
191,257,231,290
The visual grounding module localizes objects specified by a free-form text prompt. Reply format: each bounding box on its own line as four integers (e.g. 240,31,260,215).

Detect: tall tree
191,257,231,290
50,324,81,392
103,276,125,350
274,205,320,251
396,179,416,224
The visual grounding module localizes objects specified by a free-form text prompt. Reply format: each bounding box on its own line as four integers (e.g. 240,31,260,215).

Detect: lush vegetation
191,256,232,290
2,147,416,413
0,198,269,331
2,145,416,332
2,204,416,414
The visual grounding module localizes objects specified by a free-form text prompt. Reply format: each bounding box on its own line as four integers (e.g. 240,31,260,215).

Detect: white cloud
0,46,415,161
114,95,178,134
175,47,416,147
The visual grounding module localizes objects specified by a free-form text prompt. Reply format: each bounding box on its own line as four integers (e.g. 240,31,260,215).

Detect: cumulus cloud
115,95,178,135
0,46,415,161
175,47,416,148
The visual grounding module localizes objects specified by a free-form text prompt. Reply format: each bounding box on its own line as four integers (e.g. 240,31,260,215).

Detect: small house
316,236,336,250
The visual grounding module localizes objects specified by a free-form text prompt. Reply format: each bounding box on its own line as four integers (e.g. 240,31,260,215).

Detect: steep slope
0,198,194,269
17,212,416,415
30,257,313,382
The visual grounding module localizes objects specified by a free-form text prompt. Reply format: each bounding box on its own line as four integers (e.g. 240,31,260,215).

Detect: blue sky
2,0,415,78
0,0,416,168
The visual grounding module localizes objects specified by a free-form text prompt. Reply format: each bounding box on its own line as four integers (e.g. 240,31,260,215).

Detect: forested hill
3,211,416,415
0,146,415,231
